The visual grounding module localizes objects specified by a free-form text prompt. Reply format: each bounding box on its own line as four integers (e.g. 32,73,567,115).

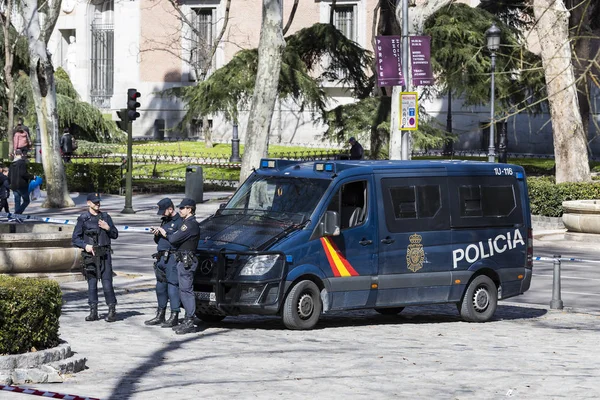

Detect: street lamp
230,123,241,162
486,23,501,163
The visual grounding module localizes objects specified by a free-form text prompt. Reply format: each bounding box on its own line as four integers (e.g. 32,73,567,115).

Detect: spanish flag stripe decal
321,238,342,277
320,237,360,277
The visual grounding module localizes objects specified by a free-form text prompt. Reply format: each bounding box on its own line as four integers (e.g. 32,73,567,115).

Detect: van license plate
196,292,216,302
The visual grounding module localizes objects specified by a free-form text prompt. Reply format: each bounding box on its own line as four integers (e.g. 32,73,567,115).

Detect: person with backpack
60,128,76,162
13,128,32,157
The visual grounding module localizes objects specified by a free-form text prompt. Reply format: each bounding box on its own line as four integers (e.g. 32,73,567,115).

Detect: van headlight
239,254,279,276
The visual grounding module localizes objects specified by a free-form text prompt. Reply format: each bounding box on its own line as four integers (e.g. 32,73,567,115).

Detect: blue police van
194,159,533,330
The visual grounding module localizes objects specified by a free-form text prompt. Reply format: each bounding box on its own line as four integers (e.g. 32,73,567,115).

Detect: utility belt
151,250,172,261
175,251,197,270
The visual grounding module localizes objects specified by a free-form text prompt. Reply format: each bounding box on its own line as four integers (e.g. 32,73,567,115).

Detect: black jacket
0,174,10,199
60,133,74,153
155,213,184,251
8,158,32,192
350,142,364,160
72,211,119,249
167,216,200,252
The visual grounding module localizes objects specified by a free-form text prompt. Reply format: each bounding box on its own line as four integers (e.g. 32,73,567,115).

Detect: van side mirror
322,210,340,237
219,203,226,209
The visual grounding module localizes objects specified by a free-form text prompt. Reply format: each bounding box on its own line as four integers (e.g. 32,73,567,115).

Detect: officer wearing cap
72,193,119,322
155,197,200,334
145,198,183,327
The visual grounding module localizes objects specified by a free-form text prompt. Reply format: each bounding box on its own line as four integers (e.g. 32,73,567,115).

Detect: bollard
549,254,564,310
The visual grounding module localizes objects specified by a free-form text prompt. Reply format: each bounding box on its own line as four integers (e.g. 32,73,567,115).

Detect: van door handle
381,237,395,245
359,239,373,246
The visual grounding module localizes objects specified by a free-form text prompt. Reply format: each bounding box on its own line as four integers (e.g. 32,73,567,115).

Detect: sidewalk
4,274,599,399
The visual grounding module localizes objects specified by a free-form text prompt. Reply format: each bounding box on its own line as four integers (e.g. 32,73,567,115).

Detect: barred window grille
190,7,216,80
90,23,114,109
331,5,356,80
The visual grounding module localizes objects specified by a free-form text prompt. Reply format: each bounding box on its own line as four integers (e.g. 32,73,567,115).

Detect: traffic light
116,109,128,132
127,88,141,121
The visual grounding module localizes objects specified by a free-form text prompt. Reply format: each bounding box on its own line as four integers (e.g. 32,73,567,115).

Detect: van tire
195,313,226,323
282,280,322,330
375,307,404,315
459,275,497,322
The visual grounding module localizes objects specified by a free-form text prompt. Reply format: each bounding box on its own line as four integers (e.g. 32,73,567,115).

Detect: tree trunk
239,0,285,182
203,116,213,148
23,0,74,207
2,3,16,153
533,0,590,183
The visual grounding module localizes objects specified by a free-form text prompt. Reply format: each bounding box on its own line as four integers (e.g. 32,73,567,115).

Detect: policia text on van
193,159,533,330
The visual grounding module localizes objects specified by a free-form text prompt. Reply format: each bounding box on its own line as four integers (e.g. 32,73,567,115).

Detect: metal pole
400,0,410,160
121,121,135,214
550,254,564,310
488,51,496,163
230,123,241,162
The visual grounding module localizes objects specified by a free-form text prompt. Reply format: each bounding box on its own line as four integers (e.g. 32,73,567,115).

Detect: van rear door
376,176,453,306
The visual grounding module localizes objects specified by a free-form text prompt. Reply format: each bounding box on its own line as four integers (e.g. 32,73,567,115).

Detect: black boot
161,311,179,328
85,304,98,321
174,317,196,335
105,304,117,323
145,307,166,326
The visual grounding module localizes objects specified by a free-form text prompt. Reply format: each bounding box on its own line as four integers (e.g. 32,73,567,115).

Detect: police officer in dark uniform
156,198,200,335
145,198,183,327
72,193,119,322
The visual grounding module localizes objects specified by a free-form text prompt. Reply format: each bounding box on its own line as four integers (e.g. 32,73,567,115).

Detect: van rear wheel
282,280,322,330
459,275,497,322
375,307,404,315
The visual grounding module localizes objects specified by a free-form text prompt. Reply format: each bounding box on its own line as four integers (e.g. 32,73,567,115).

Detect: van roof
257,159,526,179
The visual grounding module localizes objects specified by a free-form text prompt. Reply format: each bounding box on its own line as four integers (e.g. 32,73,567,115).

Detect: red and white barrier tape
0,385,100,399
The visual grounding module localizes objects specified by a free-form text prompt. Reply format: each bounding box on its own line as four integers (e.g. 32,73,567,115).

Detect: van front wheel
459,275,497,322
282,280,322,330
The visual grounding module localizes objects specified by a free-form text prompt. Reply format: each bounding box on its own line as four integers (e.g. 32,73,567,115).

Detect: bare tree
239,0,285,182
533,0,590,182
144,0,231,147
1,0,18,153
21,0,74,207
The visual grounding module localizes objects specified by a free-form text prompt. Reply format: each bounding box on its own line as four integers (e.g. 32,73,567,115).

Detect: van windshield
222,174,332,224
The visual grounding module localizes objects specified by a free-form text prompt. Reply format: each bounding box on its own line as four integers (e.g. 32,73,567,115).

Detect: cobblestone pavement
5,193,600,399
8,275,600,400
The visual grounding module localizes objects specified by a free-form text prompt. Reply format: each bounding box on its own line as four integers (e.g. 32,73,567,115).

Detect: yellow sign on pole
400,92,418,131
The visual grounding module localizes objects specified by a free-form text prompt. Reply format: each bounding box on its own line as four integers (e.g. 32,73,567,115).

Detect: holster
175,252,197,270
153,260,167,283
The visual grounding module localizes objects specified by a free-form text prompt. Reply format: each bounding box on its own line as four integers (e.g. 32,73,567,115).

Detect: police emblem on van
406,233,425,272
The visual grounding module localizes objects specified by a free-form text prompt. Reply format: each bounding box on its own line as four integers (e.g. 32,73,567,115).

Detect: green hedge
20,163,122,194
528,176,600,217
0,276,62,355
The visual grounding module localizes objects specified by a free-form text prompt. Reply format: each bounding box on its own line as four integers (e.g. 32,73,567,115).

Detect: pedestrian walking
146,198,184,328
8,149,32,218
72,193,119,322
12,119,32,157
0,167,10,214
60,128,76,162
349,137,364,160
155,198,200,335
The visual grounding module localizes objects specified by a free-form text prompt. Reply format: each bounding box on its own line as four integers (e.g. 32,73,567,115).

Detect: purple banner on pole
375,36,404,87
410,36,434,86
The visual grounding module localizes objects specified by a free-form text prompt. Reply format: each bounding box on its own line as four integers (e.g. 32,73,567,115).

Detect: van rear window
450,177,523,228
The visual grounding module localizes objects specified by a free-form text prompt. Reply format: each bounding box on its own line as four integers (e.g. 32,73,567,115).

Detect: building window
189,7,216,80
333,5,356,41
90,1,114,109
190,118,212,138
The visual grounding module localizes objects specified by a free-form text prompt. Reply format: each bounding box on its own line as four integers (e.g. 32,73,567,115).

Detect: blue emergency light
315,162,334,173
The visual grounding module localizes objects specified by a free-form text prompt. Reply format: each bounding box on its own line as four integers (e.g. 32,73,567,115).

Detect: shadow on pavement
199,304,548,331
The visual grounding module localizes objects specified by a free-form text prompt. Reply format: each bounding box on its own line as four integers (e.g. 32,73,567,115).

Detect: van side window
381,177,449,232
450,177,522,228
458,185,516,218
327,180,367,230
